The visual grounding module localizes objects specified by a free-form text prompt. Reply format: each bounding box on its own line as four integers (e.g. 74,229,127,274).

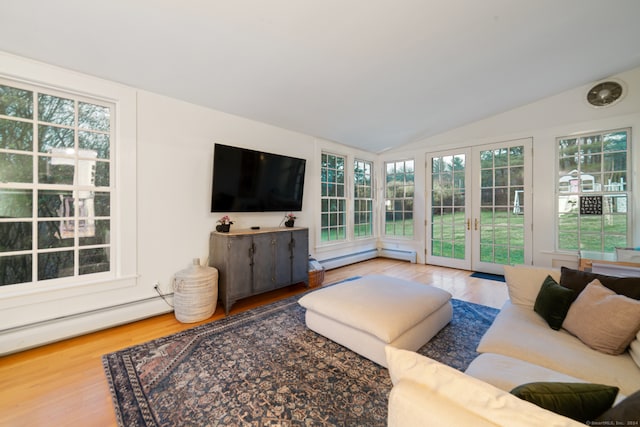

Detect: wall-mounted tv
211,144,306,212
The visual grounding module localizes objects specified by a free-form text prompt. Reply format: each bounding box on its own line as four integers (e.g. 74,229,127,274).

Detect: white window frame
0,53,137,304
556,128,632,254
0,79,115,287
320,151,347,243
353,158,374,239
384,158,415,238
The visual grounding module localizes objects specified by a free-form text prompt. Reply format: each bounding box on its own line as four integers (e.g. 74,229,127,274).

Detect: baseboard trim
0,295,174,356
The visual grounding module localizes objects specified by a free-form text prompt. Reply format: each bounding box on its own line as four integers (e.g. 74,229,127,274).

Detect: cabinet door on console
251,233,277,293
226,234,253,299
291,229,309,284
274,231,294,287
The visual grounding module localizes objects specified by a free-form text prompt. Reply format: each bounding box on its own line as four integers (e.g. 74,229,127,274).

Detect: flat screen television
211,144,306,212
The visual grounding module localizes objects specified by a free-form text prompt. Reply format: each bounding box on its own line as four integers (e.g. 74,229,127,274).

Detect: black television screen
211,144,306,212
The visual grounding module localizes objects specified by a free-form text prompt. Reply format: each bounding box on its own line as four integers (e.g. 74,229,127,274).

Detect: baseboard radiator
319,249,378,270
377,248,417,263
318,247,417,270
0,295,174,356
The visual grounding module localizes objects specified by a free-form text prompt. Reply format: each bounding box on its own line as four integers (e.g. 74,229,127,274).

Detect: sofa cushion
477,301,640,396
560,267,640,300
504,265,561,308
385,346,583,427
466,353,592,394
534,275,577,330
511,382,619,423
629,330,640,369
563,280,640,355
596,389,640,424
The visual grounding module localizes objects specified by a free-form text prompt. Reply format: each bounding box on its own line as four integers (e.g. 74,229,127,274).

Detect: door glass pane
431,154,465,260
479,144,525,266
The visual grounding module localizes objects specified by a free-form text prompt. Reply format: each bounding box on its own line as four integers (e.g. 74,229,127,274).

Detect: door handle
466,219,471,231
475,218,479,231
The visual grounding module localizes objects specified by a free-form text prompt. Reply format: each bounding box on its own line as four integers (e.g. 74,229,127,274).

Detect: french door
426,138,532,273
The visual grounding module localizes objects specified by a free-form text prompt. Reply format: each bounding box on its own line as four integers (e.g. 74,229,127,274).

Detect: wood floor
0,259,508,427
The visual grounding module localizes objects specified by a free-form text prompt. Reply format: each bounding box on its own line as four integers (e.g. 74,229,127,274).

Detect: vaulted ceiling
2,0,640,153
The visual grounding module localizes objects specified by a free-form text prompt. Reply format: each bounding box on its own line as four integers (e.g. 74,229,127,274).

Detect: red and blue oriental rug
103,287,497,426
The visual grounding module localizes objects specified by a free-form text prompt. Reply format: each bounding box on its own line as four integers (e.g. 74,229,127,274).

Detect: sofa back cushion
504,265,561,308
560,267,640,300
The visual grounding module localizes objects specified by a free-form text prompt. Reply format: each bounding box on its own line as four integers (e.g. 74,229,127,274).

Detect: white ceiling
2,0,640,153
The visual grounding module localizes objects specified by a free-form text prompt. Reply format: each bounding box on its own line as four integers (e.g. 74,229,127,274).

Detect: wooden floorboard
0,259,508,427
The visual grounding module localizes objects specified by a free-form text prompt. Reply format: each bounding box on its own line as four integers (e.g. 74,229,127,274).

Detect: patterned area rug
103,291,498,426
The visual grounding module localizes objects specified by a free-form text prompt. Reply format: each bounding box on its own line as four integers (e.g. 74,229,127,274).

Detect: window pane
94,161,110,187
38,190,73,218
78,102,110,132
0,254,32,286
38,250,74,280
0,85,33,118
80,248,110,275
0,189,32,218
0,222,32,252
94,192,110,217
38,156,75,185
38,94,75,126
79,131,110,159
79,219,110,246
38,221,74,249
0,118,33,151
0,152,33,183
38,125,74,153
603,131,627,151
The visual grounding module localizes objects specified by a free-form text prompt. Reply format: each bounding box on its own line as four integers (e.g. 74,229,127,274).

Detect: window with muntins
0,80,114,286
557,128,631,253
320,152,346,242
385,159,414,237
354,159,373,238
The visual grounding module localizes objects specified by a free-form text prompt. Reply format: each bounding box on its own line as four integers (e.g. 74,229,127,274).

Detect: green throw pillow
511,382,619,423
534,275,577,330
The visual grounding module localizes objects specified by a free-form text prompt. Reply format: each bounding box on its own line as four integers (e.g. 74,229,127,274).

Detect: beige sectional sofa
386,264,640,426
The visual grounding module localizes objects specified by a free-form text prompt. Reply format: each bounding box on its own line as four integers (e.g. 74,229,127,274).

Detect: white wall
383,66,640,268
1,51,638,354
136,90,319,294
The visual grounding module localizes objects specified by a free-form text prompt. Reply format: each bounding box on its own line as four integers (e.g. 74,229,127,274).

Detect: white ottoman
298,275,453,367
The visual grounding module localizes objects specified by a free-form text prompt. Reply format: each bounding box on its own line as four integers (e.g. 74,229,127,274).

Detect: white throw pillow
385,346,582,427
563,280,640,355
504,265,561,308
